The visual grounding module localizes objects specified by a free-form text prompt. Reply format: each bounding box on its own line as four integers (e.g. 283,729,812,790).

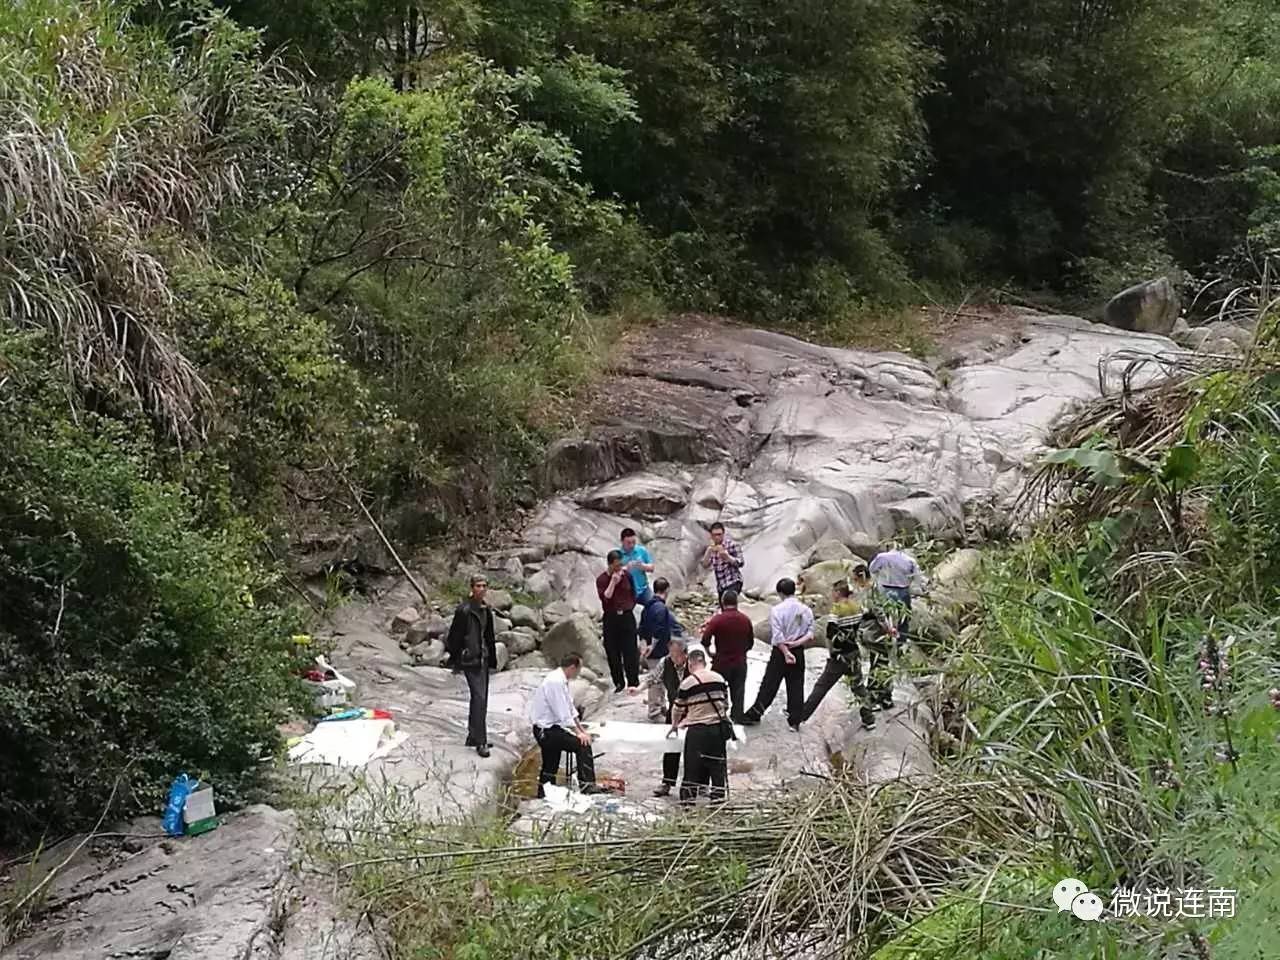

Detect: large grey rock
508,603,544,631
542,599,575,626
576,471,693,517
1199,320,1253,352
541,614,608,678
390,605,419,633
517,316,1176,610
486,589,514,612
3,806,379,960
808,537,856,565
887,494,963,542
494,615,513,634
1102,276,1180,335
404,614,448,646
500,629,537,656
525,569,554,600
493,640,510,671
798,558,861,598
408,637,448,667
934,547,982,587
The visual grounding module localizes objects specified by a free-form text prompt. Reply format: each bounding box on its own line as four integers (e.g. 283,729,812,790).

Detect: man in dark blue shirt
639,578,683,722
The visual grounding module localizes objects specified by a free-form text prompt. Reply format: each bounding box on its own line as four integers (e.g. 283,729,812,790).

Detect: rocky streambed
5,309,1183,960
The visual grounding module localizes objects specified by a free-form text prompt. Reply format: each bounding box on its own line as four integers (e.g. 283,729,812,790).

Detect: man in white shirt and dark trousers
529,654,607,797
741,578,815,731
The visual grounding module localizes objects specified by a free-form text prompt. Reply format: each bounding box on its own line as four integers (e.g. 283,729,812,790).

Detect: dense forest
2,0,1279,869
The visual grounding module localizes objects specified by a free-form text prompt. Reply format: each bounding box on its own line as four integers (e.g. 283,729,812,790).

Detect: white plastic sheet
287,718,408,767
582,719,746,755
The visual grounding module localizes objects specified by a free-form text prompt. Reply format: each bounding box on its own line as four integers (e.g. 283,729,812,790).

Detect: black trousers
532,725,596,791
718,662,749,723
661,750,680,787
679,723,727,803
463,667,489,746
717,581,743,606
746,646,806,725
797,656,865,724
865,639,893,706
602,611,640,687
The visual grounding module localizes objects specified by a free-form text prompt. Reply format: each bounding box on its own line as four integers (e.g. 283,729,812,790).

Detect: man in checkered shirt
701,522,744,604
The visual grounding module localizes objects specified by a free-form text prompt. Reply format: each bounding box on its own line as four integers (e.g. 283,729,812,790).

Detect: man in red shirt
596,549,640,692
701,589,754,723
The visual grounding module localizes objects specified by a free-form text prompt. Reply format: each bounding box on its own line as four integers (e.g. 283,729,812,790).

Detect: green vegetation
3,0,1280,880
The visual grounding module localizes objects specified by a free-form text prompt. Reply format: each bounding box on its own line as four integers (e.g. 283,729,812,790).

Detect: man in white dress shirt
741,577,815,730
529,654,607,797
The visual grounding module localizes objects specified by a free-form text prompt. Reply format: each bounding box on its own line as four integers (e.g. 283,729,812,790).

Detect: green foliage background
3,0,1280,851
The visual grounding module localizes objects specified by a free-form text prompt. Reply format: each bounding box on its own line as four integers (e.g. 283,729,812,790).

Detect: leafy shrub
0,335,303,843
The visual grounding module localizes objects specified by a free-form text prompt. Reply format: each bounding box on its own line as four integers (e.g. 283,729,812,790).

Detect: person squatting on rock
742,578,815,730
639,578,683,722
701,522,744,605
529,654,607,796
669,644,731,805
795,579,878,730
652,637,690,797
445,574,497,758
597,549,640,692
619,527,655,605
701,589,755,723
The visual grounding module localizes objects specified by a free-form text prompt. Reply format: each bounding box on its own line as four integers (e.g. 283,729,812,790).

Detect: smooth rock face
5,806,379,960
1102,276,1180,334
520,316,1176,610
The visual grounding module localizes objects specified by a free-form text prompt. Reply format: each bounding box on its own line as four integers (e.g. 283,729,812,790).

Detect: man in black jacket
445,575,498,757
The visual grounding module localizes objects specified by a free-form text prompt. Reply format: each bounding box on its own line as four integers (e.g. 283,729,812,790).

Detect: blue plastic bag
162,774,198,837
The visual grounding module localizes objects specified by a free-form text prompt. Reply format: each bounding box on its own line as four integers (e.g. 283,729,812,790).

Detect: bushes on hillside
0,335,303,843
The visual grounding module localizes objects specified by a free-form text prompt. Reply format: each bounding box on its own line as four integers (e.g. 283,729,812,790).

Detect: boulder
1199,320,1253,351
486,589,514,612
907,596,954,646
517,544,548,564
542,614,608,678
405,615,449,646
887,495,963,542
542,600,575,626
493,641,510,671
807,537,856,565
512,651,551,671
737,599,774,643
569,676,608,718
798,559,859,598
847,530,884,561
933,548,982,587
409,638,449,667
390,606,419,633
575,471,692,517
494,615,513,634
1170,316,1193,347
525,570,554,601
1101,276,1180,335
508,604,544,631
499,629,537,657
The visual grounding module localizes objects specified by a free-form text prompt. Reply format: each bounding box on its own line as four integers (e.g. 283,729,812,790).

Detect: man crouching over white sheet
529,653,608,797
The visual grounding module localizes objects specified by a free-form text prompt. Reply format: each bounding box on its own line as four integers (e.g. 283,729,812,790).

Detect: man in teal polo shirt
619,527,655,606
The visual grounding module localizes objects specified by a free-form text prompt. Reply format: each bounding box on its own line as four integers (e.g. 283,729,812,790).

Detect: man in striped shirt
741,578,814,730
669,645,731,804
